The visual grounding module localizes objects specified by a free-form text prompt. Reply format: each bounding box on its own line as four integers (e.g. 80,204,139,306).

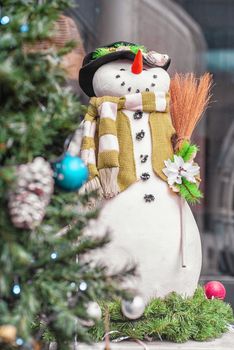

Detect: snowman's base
90,288,233,343
80,330,234,350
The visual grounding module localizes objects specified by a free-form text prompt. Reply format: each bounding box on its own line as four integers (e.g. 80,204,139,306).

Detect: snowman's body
89,59,202,300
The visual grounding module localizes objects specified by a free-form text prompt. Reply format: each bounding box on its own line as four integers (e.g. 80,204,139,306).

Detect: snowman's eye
116,74,120,78
120,68,125,71
121,81,125,86
153,74,157,78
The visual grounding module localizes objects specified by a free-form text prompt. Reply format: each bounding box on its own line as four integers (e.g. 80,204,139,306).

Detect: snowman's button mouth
144,194,155,202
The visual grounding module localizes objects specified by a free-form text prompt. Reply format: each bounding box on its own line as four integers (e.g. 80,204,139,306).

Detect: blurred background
67,0,234,306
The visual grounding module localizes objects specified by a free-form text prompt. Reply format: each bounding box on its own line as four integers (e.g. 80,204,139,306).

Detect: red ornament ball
204,281,226,300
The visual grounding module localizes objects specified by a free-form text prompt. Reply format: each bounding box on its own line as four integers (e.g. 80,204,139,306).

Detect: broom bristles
170,73,212,150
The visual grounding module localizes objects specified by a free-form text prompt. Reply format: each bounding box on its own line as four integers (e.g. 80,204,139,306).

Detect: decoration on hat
92,43,170,69
92,42,147,60
143,51,170,67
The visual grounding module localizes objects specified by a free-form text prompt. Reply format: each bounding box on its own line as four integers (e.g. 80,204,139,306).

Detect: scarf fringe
78,177,103,213
99,168,120,199
79,176,103,196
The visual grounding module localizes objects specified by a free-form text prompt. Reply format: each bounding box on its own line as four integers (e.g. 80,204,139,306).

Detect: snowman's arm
77,105,104,197
66,120,103,194
67,120,85,156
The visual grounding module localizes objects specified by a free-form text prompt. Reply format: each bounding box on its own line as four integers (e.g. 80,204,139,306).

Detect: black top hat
79,41,171,97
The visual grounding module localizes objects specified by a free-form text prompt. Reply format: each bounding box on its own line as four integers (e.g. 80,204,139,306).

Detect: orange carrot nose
131,50,143,74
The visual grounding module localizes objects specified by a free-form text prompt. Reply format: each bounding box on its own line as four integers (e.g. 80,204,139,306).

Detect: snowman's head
93,59,170,97
79,41,171,97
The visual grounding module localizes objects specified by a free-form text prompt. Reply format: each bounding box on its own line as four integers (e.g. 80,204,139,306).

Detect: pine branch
177,141,199,162
179,178,203,204
90,287,233,343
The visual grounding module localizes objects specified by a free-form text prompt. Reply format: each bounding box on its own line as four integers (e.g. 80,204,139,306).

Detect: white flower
162,155,200,187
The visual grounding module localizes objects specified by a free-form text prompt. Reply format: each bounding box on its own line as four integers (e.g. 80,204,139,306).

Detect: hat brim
79,50,171,97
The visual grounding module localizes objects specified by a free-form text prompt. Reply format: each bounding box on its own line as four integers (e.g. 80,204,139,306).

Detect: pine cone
8,157,54,229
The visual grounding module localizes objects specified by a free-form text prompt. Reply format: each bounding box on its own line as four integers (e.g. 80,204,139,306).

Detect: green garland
92,43,147,59
90,287,233,343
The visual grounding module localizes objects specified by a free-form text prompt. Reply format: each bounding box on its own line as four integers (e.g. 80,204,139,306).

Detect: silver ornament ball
86,301,102,320
121,296,145,320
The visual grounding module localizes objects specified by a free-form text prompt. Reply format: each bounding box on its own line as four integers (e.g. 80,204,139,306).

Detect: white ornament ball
121,296,145,320
86,302,102,320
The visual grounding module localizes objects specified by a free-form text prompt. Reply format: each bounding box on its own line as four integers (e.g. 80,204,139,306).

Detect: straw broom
170,73,213,151
170,73,212,267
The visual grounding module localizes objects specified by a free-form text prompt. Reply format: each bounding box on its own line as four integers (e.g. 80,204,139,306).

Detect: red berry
204,281,226,300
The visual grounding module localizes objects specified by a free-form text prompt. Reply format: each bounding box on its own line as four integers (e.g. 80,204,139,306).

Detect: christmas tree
0,1,134,349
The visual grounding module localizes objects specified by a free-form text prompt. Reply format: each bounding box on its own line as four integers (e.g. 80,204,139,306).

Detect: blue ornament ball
20,23,29,32
53,153,89,191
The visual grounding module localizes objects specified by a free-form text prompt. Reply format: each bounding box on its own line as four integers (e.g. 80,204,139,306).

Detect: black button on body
140,154,148,163
136,130,145,140
144,194,155,202
141,172,150,181
133,110,143,120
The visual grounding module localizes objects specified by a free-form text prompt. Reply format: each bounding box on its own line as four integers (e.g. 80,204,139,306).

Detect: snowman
78,42,202,301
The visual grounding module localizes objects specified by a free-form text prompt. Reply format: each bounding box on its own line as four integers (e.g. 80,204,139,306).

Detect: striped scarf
80,91,175,198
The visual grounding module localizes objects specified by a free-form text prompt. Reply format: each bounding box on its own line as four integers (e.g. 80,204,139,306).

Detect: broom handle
180,196,187,268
